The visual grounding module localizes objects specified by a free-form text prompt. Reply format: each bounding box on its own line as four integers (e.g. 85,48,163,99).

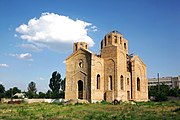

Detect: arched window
75,44,77,51
137,77,140,91
97,74,100,89
79,60,83,68
80,43,83,47
127,78,129,85
114,36,117,43
108,35,111,44
124,43,126,49
121,75,124,90
109,75,112,90
120,37,122,44
104,37,106,46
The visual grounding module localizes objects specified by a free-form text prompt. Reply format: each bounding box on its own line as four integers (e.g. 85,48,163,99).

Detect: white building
148,76,180,88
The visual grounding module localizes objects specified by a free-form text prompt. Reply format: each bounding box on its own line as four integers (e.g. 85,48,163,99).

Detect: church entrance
127,91,130,100
78,80,83,99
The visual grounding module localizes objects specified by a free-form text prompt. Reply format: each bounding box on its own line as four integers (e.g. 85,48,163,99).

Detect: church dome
100,30,124,49
108,30,122,35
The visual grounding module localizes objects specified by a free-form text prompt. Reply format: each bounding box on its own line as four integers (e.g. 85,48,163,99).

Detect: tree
168,87,180,97
5,87,21,98
59,77,66,98
38,92,46,98
5,88,12,98
45,90,52,98
49,71,62,98
27,81,37,98
0,84,5,100
12,87,21,94
149,83,169,101
61,77,66,91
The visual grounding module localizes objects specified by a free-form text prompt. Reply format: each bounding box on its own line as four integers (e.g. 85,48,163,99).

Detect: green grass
0,100,180,120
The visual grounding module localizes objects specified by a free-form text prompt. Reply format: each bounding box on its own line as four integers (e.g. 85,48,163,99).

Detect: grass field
0,100,180,120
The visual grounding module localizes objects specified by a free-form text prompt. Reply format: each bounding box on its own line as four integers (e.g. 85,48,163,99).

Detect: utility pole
158,73,160,92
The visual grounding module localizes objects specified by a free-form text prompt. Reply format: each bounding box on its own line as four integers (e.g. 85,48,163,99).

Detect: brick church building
65,30,148,102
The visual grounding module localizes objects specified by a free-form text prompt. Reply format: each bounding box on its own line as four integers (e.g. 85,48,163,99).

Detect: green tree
49,71,62,98
5,87,21,98
27,81,37,98
0,84,5,100
38,92,46,98
61,77,66,91
12,87,21,94
149,83,169,101
45,90,52,98
168,87,179,97
5,88,12,98
59,77,65,98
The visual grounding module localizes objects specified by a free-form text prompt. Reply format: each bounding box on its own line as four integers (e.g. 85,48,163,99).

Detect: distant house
13,93,26,98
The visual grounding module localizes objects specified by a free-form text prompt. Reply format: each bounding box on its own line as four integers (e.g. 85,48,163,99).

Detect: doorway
78,80,83,99
127,91,130,100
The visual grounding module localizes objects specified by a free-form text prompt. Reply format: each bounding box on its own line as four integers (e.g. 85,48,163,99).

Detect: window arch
124,43,127,49
104,37,106,46
114,36,117,43
108,35,111,44
109,75,112,90
127,78,129,85
120,75,124,90
97,74,100,89
120,37,122,44
79,60,83,68
137,77,140,91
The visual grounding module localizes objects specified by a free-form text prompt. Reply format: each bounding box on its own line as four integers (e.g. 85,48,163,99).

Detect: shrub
100,100,111,105
154,91,168,102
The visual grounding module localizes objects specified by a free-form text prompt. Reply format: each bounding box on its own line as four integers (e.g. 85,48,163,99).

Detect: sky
0,0,180,92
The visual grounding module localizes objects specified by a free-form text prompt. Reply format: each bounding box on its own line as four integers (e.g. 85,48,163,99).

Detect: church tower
73,42,88,52
100,30,130,101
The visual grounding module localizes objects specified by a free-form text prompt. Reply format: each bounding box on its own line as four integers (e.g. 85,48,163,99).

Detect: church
65,30,148,102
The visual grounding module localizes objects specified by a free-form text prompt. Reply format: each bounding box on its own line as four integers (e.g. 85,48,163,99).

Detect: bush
154,91,168,102
100,100,111,105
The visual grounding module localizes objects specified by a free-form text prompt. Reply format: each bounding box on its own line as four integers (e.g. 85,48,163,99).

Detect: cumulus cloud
0,64,9,68
15,12,96,52
19,44,42,52
9,53,33,61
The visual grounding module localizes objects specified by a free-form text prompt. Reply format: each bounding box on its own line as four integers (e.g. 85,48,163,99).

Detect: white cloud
39,77,45,80
14,34,18,37
15,12,96,52
9,53,33,61
0,64,9,68
19,44,42,52
91,26,98,32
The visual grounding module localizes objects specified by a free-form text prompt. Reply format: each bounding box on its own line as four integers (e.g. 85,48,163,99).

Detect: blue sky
0,0,180,92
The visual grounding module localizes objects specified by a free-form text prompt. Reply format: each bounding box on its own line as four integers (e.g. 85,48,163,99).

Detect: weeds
0,100,179,119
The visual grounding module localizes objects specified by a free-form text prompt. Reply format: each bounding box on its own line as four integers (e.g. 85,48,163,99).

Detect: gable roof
66,47,92,61
131,55,146,66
